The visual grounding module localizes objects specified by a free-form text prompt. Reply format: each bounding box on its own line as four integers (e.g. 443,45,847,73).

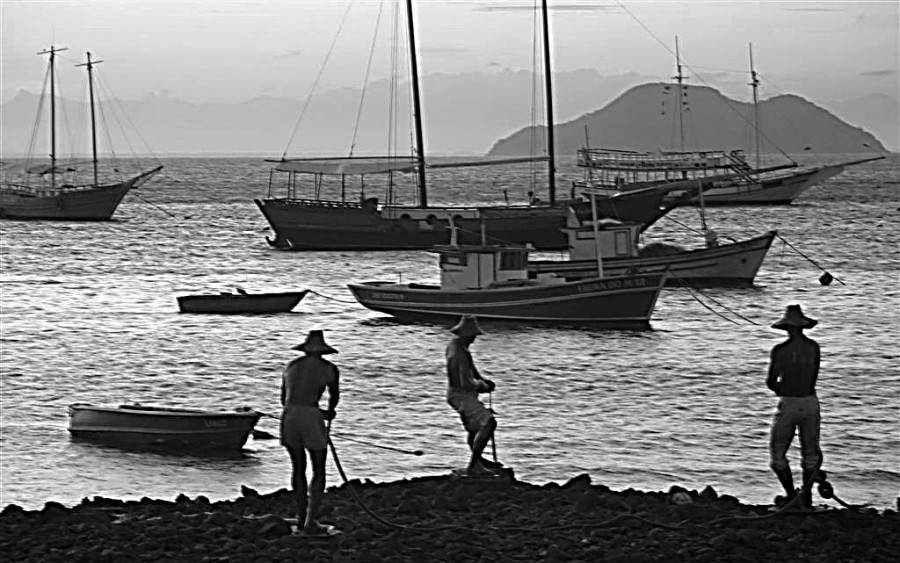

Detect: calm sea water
1,155,898,511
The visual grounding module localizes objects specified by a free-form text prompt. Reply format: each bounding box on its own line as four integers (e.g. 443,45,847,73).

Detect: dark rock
699,486,718,502
240,485,259,498
562,474,591,489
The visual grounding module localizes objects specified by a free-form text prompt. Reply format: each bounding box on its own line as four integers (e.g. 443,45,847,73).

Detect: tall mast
405,0,427,207
38,45,67,190
748,43,761,169
541,0,556,205
77,52,103,186
672,36,687,152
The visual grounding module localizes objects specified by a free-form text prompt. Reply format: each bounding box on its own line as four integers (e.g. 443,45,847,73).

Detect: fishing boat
0,47,163,221
67,404,261,453
176,289,308,314
528,210,776,287
256,0,669,251
573,41,884,206
347,225,667,328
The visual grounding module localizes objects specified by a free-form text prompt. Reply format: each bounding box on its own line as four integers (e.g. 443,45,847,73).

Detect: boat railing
577,148,744,172
0,182,107,197
266,197,366,210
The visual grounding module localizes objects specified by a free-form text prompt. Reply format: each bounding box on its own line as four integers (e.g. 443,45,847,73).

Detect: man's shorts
447,391,494,434
280,405,327,451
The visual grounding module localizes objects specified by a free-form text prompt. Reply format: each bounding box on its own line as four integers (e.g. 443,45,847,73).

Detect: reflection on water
1,156,898,510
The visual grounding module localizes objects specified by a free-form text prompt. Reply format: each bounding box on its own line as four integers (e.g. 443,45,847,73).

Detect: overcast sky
2,0,898,106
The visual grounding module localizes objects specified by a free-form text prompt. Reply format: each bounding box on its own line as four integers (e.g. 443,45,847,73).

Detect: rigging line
131,191,179,218
24,64,51,169
775,234,846,285
281,3,354,160
306,288,360,304
96,71,163,167
349,0,386,158
614,0,794,163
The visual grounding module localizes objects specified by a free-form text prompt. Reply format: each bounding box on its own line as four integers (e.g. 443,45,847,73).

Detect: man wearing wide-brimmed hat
281,330,340,535
445,314,500,475
766,304,823,509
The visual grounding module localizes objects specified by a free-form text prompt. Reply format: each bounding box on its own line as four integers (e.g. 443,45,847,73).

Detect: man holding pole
445,314,501,475
280,330,340,536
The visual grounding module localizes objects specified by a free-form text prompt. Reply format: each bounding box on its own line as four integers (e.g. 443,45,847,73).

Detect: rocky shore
2,473,896,562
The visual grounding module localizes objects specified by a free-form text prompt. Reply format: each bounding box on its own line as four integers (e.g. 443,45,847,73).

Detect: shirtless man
445,315,499,475
766,304,822,509
280,330,340,535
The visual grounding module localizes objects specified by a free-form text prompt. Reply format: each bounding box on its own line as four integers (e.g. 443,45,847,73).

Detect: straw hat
450,314,484,336
771,304,818,330
292,330,338,354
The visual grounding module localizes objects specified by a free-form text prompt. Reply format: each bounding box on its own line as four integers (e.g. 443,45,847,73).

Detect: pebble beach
2,472,897,562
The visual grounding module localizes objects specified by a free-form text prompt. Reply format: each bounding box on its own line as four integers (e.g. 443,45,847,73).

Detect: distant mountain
0,69,654,157
2,73,890,158
487,83,889,157
828,93,899,152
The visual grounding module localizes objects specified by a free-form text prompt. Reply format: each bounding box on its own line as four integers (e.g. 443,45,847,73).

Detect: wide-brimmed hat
771,304,818,330
450,314,484,336
292,330,338,354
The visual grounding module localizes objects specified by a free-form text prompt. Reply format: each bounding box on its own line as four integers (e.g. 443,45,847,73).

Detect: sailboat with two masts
255,0,669,251
0,47,162,221
575,40,884,205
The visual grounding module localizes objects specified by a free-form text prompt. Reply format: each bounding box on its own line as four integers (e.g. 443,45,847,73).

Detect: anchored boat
67,404,262,453
348,228,667,329
528,211,776,287
176,289,308,314
0,47,163,220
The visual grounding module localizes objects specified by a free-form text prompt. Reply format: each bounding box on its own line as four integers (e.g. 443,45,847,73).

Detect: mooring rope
776,234,845,285
306,289,359,305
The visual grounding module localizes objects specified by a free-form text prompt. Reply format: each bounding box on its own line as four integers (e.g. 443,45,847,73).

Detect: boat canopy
273,157,417,176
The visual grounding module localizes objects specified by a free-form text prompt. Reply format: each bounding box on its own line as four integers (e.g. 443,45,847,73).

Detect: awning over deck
272,157,418,175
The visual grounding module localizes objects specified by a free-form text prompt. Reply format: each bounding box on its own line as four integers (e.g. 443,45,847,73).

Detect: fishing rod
249,408,424,456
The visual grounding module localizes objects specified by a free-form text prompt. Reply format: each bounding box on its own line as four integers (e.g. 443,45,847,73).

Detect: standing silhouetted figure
766,304,823,509
281,330,340,535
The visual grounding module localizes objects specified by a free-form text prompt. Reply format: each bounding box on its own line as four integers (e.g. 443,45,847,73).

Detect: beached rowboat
67,404,261,453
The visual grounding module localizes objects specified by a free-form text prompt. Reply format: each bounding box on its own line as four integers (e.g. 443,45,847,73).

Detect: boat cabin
562,209,642,261
432,244,535,290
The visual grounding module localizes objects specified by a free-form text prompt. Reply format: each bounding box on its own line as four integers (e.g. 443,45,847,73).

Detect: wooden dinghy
67,404,262,453
176,289,308,314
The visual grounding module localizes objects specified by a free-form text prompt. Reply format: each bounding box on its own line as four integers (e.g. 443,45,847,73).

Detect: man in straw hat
281,330,340,535
766,304,823,509
445,314,501,475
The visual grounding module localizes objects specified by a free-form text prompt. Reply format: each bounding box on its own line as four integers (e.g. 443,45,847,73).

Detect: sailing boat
255,0,670,251
575,40,884,206
0,47,162,221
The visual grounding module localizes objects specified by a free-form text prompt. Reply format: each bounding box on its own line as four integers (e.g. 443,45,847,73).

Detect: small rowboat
176,289,308,314
67,404,262,453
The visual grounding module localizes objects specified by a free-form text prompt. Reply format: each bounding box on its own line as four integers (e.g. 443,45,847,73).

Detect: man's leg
770,402,798,500
303,448,329,532
797,398,823,509
286,446,308,522
468,417,497,473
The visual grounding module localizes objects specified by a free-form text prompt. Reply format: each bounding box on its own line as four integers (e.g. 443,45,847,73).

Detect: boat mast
541,0,556,205
77,52,103,186
38,45,67,190
748,42,761,169
673,37,686,152
405,0,427,207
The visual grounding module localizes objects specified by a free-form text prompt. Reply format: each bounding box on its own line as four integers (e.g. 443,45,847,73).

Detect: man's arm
324,366,340,419
766,348,781,395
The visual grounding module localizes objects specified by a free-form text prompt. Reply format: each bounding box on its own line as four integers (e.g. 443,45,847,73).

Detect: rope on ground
306,289,359,304
775,234,845,286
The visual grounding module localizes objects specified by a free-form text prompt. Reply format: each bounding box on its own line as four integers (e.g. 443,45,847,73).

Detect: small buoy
819,272,834,286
